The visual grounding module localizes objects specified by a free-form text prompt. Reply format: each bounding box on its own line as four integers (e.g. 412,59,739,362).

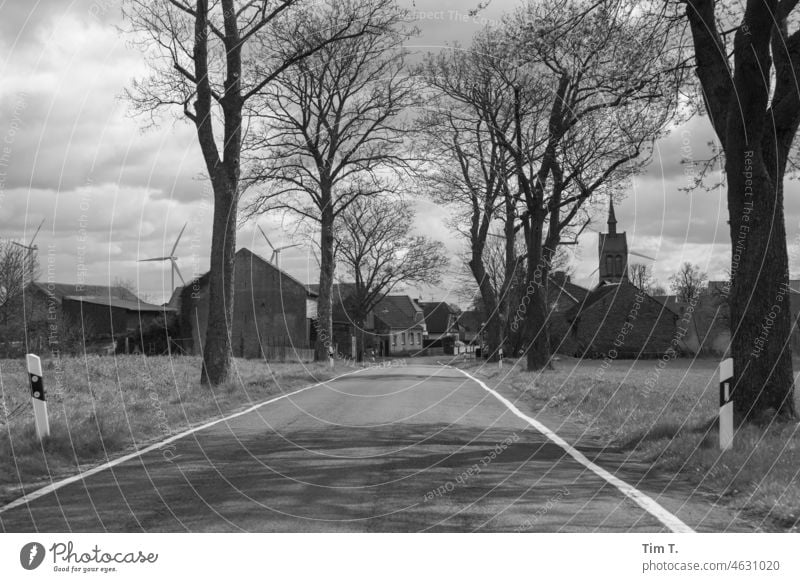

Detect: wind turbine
12,219,45,283
139,223,187,290
258,225,300,268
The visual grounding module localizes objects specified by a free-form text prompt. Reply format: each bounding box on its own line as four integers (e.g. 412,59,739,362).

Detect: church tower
598,199,628,283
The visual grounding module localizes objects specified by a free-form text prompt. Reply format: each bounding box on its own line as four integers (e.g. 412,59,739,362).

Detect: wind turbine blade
629,250,656,261
139,257,171,262
11,241,28,249
258,225,275,251
172,260,186,286
171,223,187,256
278,243,301,251
29,219,44,247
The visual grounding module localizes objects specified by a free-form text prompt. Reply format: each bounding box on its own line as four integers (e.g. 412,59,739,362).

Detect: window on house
392,334,396,346
417,332,421,345
606,255,613,276
401,333,405,345
615,255,623,276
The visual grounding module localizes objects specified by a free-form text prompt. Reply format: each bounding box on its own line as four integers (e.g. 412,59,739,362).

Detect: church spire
607,198,617,235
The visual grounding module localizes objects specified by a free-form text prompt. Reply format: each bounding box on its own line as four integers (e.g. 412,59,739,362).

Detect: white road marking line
0,368,365,515
454,367,695,534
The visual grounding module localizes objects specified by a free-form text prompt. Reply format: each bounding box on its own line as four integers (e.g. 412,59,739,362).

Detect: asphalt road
0,364,749,532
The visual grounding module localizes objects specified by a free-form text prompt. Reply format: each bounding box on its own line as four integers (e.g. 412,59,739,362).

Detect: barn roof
63,295,176,312
28,282,140,303
176,247,316,300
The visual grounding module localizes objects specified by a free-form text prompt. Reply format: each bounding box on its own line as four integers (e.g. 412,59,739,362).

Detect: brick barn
171,248,314,360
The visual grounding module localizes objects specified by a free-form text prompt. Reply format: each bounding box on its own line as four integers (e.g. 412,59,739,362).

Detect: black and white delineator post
26,354,50,440
498,348,504,369
719,358,734,451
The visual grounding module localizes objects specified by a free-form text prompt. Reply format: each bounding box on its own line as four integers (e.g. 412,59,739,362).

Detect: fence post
26,354,50,440
719,358,734,451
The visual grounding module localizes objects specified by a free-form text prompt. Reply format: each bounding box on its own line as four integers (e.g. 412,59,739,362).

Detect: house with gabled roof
419,301,461,341
373,295,427,355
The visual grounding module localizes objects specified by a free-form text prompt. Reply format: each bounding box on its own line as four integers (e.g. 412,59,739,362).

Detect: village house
171,248,314,360
457,310,484,345
372,295,427,356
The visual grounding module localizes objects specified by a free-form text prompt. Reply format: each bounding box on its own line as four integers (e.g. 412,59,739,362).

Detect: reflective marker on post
498,348,504,369
719,358,734,451
26,354,50,440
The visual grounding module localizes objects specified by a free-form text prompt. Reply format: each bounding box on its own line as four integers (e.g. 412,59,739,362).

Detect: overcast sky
3,0,800,306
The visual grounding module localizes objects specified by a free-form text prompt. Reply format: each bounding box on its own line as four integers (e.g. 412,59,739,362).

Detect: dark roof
564,281,629,321
457,310,483,332
63,295,176,312
236,247,314,295
374,295,424,330
176,247,316,300
548,277,590,304
652,295,684,316
419,301,460,334
29,282,140,303
307,283,355,301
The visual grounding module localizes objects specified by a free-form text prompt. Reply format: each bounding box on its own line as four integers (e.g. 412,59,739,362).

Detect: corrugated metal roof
29,282,140,303
63,295,176,312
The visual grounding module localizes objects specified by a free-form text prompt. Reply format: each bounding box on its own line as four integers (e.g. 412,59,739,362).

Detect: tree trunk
726,143,796,420
200,175,237,385
523,215,552,371
469,258,501,361
315,202,335,361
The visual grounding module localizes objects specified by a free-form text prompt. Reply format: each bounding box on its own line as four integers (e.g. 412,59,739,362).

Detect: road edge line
454,367,695,533
0,367,365,515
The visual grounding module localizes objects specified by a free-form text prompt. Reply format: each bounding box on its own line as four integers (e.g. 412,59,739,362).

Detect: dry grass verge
461,356,800,530
0,355,338,504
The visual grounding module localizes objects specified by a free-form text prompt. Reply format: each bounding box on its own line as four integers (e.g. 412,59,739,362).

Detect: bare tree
488,0,682,371
669,262,707,303
336,196,448,359
0,240,35,327
242,0,416,361
417,49,520,361
629,263,653,292
680,0,799,420
123,0,373,384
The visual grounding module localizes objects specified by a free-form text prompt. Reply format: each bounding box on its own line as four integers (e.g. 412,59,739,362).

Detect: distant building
373,295,427,355
1,282,148,354
564,280,678,358
63,295,175,353
559,203,679,358
457,310,484,344
172,248,314,360
598,199,628,284
419,302,462,341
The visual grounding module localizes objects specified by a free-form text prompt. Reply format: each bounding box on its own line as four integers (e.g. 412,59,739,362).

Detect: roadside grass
0,355,339,503
463,356,800,530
